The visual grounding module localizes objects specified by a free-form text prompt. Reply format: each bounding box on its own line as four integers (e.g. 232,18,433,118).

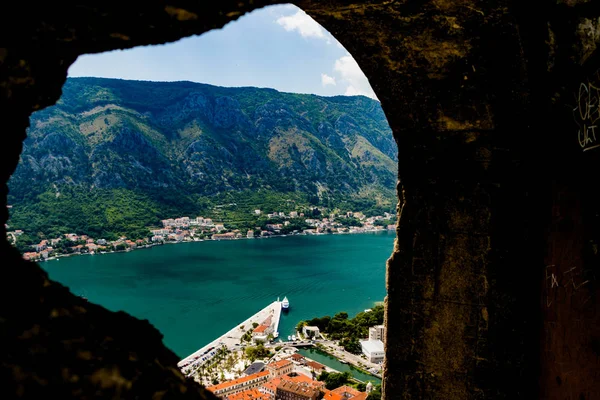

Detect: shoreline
38,228,395,262
178,300,282,374
309,345,382,381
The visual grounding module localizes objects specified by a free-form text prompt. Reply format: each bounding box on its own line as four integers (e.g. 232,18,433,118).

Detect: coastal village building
348,394,367,400
275,381,321,400
228,388,270,400
331,386,361,399
207,371,271,398
305,361,325,374
266,360,293,378
323,387,367,400
213,232,237,240
368,325,385,342
360,340,385,363
16,207,394,262
322,391,344,400
252,315,274,343
289,353,305,363
259,373,324,400
301,326,320,339
252,325,269,342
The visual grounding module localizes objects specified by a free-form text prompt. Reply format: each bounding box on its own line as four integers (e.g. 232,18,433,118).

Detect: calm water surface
42,232,394,358
298,347,381,384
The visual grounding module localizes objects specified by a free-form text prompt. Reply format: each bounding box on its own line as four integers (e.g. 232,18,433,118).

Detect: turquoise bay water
42,232,393,359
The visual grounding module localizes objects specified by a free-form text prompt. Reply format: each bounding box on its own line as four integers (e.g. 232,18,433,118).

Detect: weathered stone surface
1,1,600,399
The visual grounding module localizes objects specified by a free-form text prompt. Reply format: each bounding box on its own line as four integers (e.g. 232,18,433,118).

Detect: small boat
291,335,296,341
288,336,292,341
282,296,289,310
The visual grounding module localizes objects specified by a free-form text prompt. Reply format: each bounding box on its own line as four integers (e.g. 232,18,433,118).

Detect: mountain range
8,77,397,239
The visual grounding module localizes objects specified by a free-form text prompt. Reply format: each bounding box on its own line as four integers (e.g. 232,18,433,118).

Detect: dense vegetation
297,304,384,354
317,371,353,390
8,78,396,239
244,344,272,362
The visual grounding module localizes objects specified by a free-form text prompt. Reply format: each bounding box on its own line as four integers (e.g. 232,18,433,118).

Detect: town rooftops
261,378,281,393
323,391,345,400
276,381,321,397
306,360,325,371
253,325,268,334
283,374,324,387
290,353,305,361
350,393,368,400
332,385,361,398
206,371,270,393
228,388,269,400
268,359,293,369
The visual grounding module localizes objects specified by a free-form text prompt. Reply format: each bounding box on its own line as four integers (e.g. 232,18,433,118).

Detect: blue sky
68,4,377,100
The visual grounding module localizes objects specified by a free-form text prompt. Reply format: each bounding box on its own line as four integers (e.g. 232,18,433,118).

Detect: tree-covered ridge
8,78,396,238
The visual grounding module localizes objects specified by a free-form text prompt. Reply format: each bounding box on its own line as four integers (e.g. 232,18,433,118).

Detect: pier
178,299,283,372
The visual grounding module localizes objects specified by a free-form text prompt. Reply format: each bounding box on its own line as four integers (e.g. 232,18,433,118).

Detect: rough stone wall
303,2,542,398
537,2,600,398
1,1,600,399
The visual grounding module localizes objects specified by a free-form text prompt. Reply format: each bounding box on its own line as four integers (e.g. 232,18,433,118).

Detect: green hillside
8,78,397,239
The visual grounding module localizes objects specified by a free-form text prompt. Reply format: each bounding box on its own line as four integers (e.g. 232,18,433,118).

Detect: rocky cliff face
9,78,396,203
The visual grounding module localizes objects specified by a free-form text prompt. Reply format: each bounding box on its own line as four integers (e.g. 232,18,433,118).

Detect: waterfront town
178,299,383,400
9,208,395,262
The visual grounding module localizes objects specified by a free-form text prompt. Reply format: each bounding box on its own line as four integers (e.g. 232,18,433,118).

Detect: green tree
319,371,352,390
245,344,271,362
296,321,307,331
339,337,361,354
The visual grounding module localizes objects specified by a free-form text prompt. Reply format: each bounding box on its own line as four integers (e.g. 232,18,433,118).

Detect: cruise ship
281,296,289,311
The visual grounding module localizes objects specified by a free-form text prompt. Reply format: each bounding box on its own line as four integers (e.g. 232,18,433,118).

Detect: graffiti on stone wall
544,264,590,308
573,81,600,151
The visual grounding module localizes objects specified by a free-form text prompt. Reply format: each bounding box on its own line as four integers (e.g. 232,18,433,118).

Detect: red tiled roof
332,386,361,397
290,353,305,361
228,388,269,400
350,393,368,400
323,392,345,400
306,361,325,370
276,381,321,398
253,325,268,334
261,378,281,393
282,374,324,388
268,359,293,369
206,371,270,392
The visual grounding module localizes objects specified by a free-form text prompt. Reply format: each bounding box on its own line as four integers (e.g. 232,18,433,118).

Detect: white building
360,340,384,363
302,325,320,339
247,230,254,238
369,325,385,341
254,209,261,215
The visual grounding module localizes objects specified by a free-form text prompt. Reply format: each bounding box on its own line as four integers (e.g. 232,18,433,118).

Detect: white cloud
333,55,378,100
276,10,325,39
321,73,336,86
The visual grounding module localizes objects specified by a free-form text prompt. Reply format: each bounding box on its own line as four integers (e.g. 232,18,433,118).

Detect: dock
178,299,283,372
